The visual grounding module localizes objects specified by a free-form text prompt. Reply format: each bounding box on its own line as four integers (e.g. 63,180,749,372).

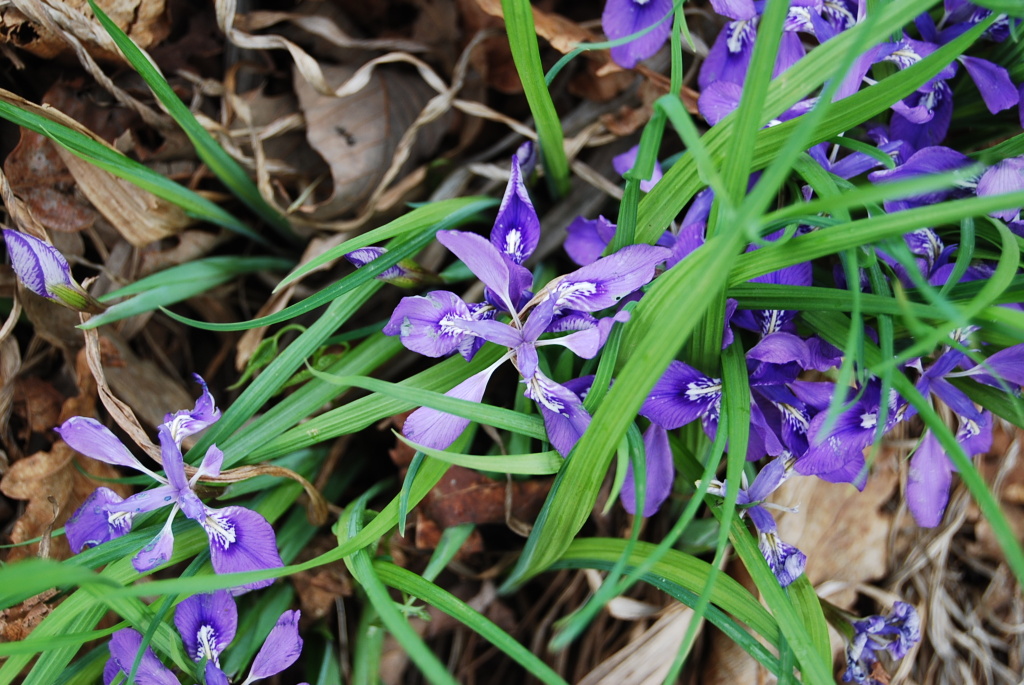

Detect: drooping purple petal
602,0,675,69
244,610,303,683
888,83,954,154
2,229,74,299
977,159,1024,221
547,244,671,313
745,454,791,502
192,445,225,483
106,485,179,517
868,144,969,208
698,17,758,89
106,629,180,685
641,361,721,430
621,423,674,517
968,342,1024,386
958,55,1018,114
751,514,806,587
746,332,810,367
698,80,744,125
206,662,231,685
709,0,756,19
524,371,592,457
66,487,134,553
163,374,221,445
174,590,238,664
383,291,475,358
403,364,501,451
906,430,952,527
202,506,284,594
132,514,177,573
564,215,617,266
55,417,148,473
437,230,526,315
612,145,663,192
491,157,540,264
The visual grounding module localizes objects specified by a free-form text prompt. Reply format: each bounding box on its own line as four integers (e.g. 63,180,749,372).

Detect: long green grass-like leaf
502,230,746,590
87,0,294,240
500,0,570,196
636,5,990,244
81,256,291,329
275,197,494,289
804,309,1024,586
396,436,562,475
340,489,459,685
0,99,263,243
375,561,569,685
0,560,113,611
552,539,782,673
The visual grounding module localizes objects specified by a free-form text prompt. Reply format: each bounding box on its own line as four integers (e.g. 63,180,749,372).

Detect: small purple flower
172,591,304,685
490,155,540,265
59,376,283,592
705,454,807,586
343,247,435,287
843,602,921,683
602,0,675,69
2,228,104,313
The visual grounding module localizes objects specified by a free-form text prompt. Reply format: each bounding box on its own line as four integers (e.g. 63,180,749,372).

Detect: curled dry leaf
0,0,170,61
293,63,441,220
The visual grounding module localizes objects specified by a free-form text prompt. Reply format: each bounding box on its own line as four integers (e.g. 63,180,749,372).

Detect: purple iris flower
640,360,784,461
842,602,920,684
698,0,820,91
2,228,104,313
391,232,667,456
104,591,306,685
601,0,675,69
705,454,807,586
58,377,283,591
795,379,911,489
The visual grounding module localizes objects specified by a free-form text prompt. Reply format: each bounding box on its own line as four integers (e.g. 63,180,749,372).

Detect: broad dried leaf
578,604,696,685
0,589,57,642
12,377,63,440
0,0,170,60
293,63,438,220
775,453,899,606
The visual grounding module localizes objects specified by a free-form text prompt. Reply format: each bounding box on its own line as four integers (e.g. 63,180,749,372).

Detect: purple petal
491,157,540,264
437,230,523,315
889,84,954,155
772,31,805,79
383,291,474,358
514,140,537,178
202,506,283,594
542,310,630,359
206,662,231,685
928,377,982,421
106,629,180,685
1,229,74,298
157,425,192,507
869,143,968,206
603,0,675,69
745,455,790,502
698,81,743,126
132,514,177,573
698,19,757,89
106,485,178,516
758,530,806,587
163,375,221,445
548,244,670,313
973,343,1024,386
403,365,499,451
641,361,721,430
246,610,303,681
612,145,663,192
906,430,952,527
958,55,1018,114
977,159,1024,221
344,246,387,269
709,0,756,19
66,487,133,553
55,417,147,472
746,332,810,366
621,424,674,517
193,445,225,482
957,410,992,457
524,371,592,457
451,318,523,349
174,590,238,664
564,215,616,266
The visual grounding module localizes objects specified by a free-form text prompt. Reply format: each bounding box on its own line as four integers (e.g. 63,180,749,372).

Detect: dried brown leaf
12,377,63,440
0,0,170,60
578,604,696,685
293,63,438,219
0,589,57,642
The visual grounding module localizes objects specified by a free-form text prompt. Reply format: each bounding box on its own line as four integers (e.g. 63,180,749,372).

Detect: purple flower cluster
59,377,283,592
843,601,921,684
105,591,305,685
382,155,670,457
